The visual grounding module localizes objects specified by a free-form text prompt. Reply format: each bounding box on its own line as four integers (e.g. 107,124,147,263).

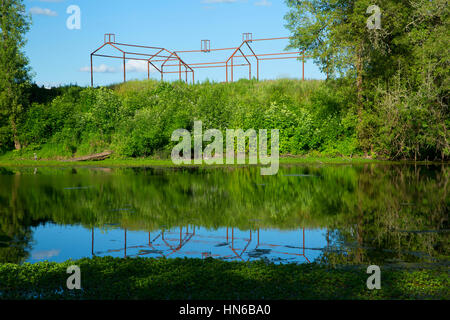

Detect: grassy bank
0,155,385,168
1,155,445,169
0,257,447,300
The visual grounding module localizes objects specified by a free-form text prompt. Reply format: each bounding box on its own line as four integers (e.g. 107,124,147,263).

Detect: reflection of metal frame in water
223,227,253,261
92,226,196,258
253,228,310,263
158,226,196,258
91,226,310,262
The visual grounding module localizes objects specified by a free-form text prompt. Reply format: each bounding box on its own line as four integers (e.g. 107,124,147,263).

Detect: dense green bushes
1,77,446,161
2,79,361,160
284,0,449,161
361,73,449,161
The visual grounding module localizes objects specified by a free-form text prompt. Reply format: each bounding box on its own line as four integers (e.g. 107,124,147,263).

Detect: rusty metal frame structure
90,33,315,86
170,44,249,83
90,33,194,87
226,35,311,82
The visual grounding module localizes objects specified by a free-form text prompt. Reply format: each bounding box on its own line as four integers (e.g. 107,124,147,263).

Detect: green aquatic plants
0,257,448,300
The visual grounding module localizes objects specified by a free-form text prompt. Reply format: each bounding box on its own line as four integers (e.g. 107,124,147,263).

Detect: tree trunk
356,44,369,156
356,45,364,123
10,118,21,150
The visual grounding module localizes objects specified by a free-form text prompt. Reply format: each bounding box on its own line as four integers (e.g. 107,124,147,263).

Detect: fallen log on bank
67,151,113,162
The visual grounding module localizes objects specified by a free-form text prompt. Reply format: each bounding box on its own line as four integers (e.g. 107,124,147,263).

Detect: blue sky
24,0,325,87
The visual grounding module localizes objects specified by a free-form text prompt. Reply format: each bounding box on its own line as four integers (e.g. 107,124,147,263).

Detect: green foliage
0,0,32,151
365,73,449,160
284,0,375,78
0,257,447,299
284,0,449,160
3,74,446,161
6,79,359,159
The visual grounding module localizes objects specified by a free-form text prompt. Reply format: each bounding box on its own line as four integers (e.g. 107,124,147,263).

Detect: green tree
0,0,31,151
284,0,381,117
285,0,449,160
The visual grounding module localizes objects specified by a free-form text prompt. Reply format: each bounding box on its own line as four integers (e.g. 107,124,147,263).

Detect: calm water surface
0,164,448,268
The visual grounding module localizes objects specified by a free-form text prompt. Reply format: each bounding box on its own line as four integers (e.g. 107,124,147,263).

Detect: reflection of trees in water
0,164,447,264
318,164,449,266
0,171,34,263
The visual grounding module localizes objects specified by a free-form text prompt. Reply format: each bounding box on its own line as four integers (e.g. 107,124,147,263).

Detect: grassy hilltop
0,79,359,161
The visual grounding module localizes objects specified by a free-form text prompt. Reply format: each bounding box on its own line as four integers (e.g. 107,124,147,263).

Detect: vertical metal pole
90,54,94,87
226,62,228,83
232,228,234,248
161,66,164,81
124,228,127,258
91,227,94,257
302,52,305,81
148,61,150,80
231,58,234,82
123,53,126,83
302,228,305,256
257,60,259,81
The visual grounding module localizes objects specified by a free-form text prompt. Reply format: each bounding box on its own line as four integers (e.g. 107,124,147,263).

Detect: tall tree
284,0,382,114
0,0,31,151
285,0,449,160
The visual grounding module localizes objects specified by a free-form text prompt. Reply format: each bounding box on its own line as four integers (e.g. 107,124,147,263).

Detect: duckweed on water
0,257,448,300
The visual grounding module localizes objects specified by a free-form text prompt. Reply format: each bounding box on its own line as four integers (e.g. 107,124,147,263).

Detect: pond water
0,164,448,268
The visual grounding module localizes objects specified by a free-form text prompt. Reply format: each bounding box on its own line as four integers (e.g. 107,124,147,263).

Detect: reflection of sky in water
26,223,328,264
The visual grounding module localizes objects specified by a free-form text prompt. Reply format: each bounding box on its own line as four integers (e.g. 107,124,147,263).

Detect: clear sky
24,0,326,87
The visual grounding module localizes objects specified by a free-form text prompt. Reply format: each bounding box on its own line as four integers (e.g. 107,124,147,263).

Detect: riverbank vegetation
285,0,449,161
0,77,447,162
1,79,363,160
